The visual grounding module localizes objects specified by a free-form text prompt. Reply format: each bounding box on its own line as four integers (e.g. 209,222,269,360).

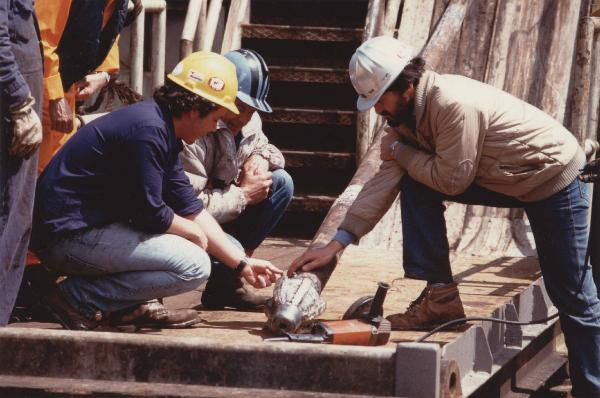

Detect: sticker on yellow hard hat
188,70,205,83
167,51,239,115
208,77,225,92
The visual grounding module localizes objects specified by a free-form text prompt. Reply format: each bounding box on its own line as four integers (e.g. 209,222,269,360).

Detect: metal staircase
240,0,368,238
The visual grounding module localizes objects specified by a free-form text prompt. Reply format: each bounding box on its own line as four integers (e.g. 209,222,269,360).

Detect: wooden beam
484,0,517,88
420,0,469,70
587,17,600,140
383,0,402,36
356,0,386,165
570,17,596,142
397,0,436,52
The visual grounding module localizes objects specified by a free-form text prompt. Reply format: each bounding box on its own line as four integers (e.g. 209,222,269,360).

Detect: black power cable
416,160,600,343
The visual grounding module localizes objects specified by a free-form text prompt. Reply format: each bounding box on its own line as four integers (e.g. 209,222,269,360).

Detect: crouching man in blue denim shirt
31,51,282,331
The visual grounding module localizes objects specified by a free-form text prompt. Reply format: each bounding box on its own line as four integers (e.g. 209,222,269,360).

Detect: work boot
201,265,268,311
109,299,200,329
43,284,102,331
386,283,466,330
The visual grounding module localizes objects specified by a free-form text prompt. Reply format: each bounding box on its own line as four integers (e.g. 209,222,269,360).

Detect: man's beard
383,99,416,130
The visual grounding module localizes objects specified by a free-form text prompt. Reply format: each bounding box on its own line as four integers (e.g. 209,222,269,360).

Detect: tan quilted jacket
180,112,285,223
339,70,584,239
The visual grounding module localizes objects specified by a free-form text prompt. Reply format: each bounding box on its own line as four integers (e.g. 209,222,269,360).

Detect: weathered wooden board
9,239,541,349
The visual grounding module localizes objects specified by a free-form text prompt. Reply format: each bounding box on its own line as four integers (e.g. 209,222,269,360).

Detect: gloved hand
9,95,42,159
49,97,74,133
75,71,110,101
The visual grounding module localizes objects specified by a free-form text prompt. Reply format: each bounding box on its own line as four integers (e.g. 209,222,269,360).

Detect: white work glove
9,95,42,159
75,71,111,101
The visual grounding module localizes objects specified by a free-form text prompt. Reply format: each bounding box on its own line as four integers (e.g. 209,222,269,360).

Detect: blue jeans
401,176,600,396
34,222,214,319
223,169,294,251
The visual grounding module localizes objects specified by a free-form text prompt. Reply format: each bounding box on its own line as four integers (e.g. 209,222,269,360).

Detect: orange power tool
265,282,391,346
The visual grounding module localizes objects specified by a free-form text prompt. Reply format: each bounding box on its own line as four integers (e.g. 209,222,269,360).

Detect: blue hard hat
224,49,272,113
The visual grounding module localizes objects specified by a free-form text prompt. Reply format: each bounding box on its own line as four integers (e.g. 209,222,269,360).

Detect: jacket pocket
497,164,539,175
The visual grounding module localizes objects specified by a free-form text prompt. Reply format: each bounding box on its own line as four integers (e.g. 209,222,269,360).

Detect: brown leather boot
43,284,102,331
386,283,466,330
109,299,200,329
201,266,268,311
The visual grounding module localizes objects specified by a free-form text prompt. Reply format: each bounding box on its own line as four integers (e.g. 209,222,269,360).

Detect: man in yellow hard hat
30,52,282,331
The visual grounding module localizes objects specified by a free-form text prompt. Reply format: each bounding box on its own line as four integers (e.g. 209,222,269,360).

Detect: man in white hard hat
288,36,600,397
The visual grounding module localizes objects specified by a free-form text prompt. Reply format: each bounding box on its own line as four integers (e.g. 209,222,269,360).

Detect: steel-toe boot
386,283,466,330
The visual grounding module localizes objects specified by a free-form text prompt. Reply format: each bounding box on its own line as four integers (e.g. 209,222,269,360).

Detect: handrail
129,0,167,94
202,0,224,51
220,0,249,53
180,0,204,59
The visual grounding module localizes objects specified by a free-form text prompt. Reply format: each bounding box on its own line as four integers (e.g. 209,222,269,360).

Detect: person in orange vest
35,0,138,173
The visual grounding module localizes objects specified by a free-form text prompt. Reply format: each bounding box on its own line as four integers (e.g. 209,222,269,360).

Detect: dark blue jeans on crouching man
223,168,294,251
400,176,600,397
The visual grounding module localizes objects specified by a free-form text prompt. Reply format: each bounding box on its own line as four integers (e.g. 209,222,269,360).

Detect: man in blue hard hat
181,48,293,311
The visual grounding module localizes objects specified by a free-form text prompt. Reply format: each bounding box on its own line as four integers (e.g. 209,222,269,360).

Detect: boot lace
405,287,430,315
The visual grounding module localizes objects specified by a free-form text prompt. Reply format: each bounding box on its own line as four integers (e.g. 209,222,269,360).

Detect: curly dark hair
386,57,426,94
153,82,218,118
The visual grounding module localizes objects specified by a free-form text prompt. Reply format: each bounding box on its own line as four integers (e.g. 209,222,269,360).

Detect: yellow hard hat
167,51,239,114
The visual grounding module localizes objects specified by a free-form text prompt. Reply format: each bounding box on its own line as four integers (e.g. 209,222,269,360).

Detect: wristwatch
235,255,250,273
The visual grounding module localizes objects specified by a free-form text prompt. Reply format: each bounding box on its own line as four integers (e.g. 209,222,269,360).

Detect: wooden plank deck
10,238,542,348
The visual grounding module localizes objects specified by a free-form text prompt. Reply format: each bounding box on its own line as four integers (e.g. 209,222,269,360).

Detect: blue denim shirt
34,101,204,236
0,0,42,109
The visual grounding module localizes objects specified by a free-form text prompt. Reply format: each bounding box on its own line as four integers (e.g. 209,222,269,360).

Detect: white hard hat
349,36,416,111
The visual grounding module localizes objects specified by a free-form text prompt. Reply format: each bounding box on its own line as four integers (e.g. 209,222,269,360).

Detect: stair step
242,38,356,69
264,107,355,126
269,66,349,84
251,0,368,28
0,375,361,398
242,24,363,42
288,194,336,212
282,150,354,170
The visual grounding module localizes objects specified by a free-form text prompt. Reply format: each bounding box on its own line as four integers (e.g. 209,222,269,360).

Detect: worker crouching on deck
288,36,600,397
181,49,293,311
31,52,282,331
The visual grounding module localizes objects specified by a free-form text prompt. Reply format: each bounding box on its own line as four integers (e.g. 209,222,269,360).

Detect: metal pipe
180,0,203,59
151,4,166,90
221,0,249,53
141,0,166,12
202,0,224,51
130,4,145,94
193,0,207,52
